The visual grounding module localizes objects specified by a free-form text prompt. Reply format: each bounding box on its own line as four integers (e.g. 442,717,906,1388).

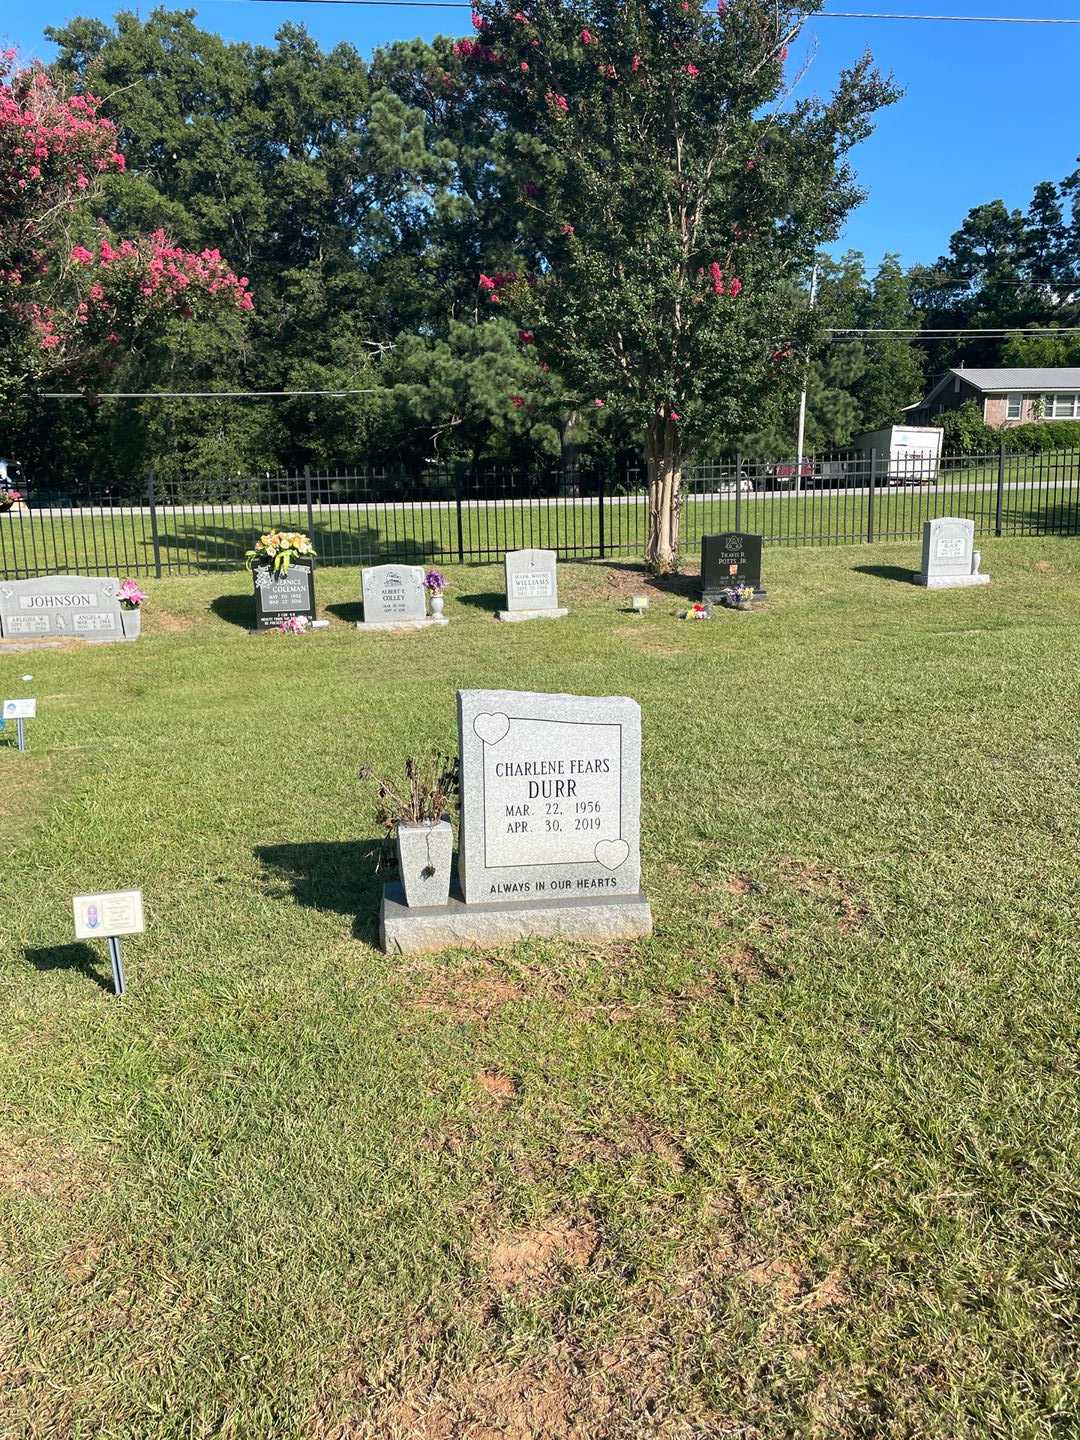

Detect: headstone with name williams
496,548,567,622
358,564,447,631
252,559,317,629
915,517,989,589
380,688,652,954
0,575,131,643
701,533,765,602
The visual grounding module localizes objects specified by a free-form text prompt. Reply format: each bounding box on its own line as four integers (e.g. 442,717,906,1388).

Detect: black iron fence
2,447,1078,580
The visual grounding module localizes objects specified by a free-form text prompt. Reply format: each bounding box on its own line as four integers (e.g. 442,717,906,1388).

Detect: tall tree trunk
645,416,682,572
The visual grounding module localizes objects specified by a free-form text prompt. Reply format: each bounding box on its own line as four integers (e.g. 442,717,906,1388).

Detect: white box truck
850,425,943,485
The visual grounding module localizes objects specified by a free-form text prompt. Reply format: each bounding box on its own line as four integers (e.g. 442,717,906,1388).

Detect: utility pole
794,260,819,497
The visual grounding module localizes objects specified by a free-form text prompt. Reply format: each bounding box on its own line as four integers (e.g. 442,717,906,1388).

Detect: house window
1042,393,1080,419
1006,393,1022,419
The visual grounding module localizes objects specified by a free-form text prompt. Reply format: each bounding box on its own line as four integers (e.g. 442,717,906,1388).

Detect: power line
829,326,1080,335
207,0,1080,19
40,387,383,399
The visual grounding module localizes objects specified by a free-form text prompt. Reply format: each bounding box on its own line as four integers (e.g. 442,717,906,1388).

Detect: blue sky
4,0,1078,270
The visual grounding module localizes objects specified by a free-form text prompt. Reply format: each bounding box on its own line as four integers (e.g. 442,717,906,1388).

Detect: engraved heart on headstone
594,838,629,871
473,712,510,746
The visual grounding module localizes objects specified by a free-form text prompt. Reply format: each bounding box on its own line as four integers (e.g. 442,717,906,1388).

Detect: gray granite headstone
916,517,989,589
497,549,567,621
0,575,127,643
456,688,642,903
361,564,429,626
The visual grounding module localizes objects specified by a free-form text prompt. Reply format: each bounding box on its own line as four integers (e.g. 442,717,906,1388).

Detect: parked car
767,460,815,490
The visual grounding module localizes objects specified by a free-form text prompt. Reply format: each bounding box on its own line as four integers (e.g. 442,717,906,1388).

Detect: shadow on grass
454,591,505,614
602,561,701,600
211,594,255,629
25,942,113,993
255,839,389,946
854,565,917,586
325,601,364,625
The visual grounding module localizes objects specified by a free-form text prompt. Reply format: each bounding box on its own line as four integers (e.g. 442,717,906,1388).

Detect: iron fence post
303,465,314,539
455,468,465,564
597,466,606,558
734,450,742,533
147,469,162,579
995,441,1005,537
867,449,876,544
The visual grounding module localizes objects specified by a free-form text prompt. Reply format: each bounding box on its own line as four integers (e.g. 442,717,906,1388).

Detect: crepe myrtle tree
456,0,899,569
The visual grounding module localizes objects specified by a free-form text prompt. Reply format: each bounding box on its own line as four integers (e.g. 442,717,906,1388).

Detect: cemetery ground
2,539,1078,1440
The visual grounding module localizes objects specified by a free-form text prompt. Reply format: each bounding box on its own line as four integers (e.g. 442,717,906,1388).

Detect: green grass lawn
2,541,1079,1439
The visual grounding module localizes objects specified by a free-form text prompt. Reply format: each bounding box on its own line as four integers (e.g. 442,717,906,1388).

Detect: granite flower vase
430,594,445,617
120,608,142,639
396,817,453,908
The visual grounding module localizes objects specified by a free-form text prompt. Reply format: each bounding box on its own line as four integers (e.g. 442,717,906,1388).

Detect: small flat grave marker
252,561,317,629
358,564,446,631
916,517,989,589
497,549,567,622
72,888,144,996
0,575,131,644
701,533,765,602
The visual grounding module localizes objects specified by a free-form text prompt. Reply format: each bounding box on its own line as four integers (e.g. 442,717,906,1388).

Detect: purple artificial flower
425,569,447,594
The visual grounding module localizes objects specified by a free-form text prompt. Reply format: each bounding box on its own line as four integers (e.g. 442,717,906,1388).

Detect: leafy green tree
453,0,897,567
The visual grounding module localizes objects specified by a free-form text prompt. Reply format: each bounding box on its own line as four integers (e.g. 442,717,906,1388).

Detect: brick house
907,368,1080,428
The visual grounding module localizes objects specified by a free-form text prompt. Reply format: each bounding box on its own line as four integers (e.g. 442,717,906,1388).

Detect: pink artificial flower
580,28,596,44
683,63,699,77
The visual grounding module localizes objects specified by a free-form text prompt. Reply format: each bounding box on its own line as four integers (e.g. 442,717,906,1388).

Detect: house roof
949,368,1080,392
915,367,1080,410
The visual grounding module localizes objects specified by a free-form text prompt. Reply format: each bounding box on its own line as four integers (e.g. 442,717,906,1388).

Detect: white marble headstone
362,565,427,623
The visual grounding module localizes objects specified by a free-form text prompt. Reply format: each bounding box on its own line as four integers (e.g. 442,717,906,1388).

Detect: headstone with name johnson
496,548,567,622
0,575,132,643
380,688,652,953
359,564,446,631
252,560,317,630
701,533,765,603
915,517,989,589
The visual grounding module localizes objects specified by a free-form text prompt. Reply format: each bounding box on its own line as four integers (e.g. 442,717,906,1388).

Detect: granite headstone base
494,607,568,623
914,572,991,590
356,615,449,632
380,880,652,955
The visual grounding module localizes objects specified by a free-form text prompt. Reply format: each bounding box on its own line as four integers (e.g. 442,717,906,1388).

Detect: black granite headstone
252,559,316,629
701,533,765,599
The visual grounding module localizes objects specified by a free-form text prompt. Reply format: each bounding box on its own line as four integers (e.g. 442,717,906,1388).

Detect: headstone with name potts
380,688,652,954
358,564,447,631
701,532,765,603
496,548,567,622
915,517,989,589
0,575,131,643
252,560,317,630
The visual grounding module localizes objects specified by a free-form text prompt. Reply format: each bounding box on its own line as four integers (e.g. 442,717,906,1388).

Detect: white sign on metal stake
3,698,36,719
72,890,144,996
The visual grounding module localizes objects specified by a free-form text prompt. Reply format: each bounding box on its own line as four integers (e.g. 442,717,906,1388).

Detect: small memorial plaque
916,517,989,589
252,561,316,629
457,688,642,903
361,565,427,625
2,698,36,720
0,575,126,643
73,889,145,940
701,533,764,599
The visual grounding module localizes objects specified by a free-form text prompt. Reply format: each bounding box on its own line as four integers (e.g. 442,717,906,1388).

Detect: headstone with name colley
379,688,653,954
0,575,132,643
252,559,316,630
496,548,567,622
701,533,765,603
915,517,989,589
358,564,447,631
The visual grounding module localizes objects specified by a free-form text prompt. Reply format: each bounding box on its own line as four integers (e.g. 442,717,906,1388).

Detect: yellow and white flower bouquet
245,530,316,574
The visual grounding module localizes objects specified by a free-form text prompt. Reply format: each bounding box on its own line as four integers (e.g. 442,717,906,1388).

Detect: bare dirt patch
149,610,194,634
773,857,868,934
612,625,689,660
473,1069,521,1105
485,1218,600,1294
416,975,526,1023
0,1135,97,1202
